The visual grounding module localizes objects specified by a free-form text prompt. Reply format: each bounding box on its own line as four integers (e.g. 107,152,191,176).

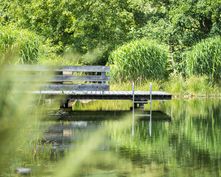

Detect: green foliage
127,0,221,74
185,75,211,94
186,36,221,81
0,25,59,64
109,39,169,81
0,0,135,57
1,0,221,78
0,25,39,63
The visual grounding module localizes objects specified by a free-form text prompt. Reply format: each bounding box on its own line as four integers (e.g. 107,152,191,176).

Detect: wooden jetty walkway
10,65,172,108
33,90,171,101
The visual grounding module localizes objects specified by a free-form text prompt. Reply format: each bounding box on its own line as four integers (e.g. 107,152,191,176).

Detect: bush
108,39,169,81
186,37,221,81
0,25,58,64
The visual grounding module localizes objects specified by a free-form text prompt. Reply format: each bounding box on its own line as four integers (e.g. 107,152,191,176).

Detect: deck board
32,90,172,100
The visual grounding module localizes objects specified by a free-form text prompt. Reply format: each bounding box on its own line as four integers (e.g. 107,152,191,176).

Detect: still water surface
42,99,221,177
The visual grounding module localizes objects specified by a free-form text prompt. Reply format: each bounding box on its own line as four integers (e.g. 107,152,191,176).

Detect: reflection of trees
181,100,221,158
108,99,221,176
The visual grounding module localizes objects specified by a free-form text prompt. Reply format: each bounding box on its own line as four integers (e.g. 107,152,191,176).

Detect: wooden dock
9,65,172,108
33,90,172,101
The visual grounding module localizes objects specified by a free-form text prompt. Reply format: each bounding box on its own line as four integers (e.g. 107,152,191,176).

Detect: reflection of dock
43,110,172,158
43,109,171,145
49,110,171,121
43,121,94,144
42,121,102,155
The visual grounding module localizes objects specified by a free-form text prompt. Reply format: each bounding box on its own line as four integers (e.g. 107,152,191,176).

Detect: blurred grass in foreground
0,58,53,176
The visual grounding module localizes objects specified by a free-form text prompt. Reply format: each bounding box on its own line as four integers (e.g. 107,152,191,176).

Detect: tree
1,0,135,57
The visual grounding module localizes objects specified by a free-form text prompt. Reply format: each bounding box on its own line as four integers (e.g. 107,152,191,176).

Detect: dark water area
41,99,221,177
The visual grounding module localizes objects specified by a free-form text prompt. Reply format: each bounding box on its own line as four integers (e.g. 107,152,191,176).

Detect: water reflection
45,110,170,149
43,99,221,177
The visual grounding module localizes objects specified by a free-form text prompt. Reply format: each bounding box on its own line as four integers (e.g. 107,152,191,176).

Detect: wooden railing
9,65,110,92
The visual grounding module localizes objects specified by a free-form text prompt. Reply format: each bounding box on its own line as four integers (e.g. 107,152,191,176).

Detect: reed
186,36,221,81
0,25,59,64
108,38,169,81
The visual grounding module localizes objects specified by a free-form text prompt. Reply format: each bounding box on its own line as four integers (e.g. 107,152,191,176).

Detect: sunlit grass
109,75,221,98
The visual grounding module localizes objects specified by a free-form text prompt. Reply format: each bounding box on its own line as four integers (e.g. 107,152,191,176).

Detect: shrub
0,25,58,64
108,38,169,81
186,36,221,81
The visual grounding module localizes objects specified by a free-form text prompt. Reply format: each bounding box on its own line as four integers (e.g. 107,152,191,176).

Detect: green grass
186,36,221,81
0,25,60,64
71,75,221,111
109,75,221,98
108,38,169,81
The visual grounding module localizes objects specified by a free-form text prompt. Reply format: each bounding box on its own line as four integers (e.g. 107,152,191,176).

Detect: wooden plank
41,84,110,91
51,75,110,82
9,65,110,72
16,74,110,82
101,72,106,84
32,90,172,100
58,66,110,72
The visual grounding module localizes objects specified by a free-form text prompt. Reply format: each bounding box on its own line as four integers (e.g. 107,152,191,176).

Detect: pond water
38,99,221,177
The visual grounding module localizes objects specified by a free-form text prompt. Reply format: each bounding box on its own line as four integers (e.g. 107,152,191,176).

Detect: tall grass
186,36,221,81
0,25,59,64
108,38,169,81
163,75,218,96
0,58,53,176
108,76,220,97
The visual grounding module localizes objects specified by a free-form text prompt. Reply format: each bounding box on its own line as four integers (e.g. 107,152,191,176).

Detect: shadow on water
49,110,171,121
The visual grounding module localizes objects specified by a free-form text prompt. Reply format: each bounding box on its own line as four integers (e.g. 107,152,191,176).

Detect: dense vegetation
0,0,221,82
0,25,59,64
186,37,221,81
109,39,168,81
